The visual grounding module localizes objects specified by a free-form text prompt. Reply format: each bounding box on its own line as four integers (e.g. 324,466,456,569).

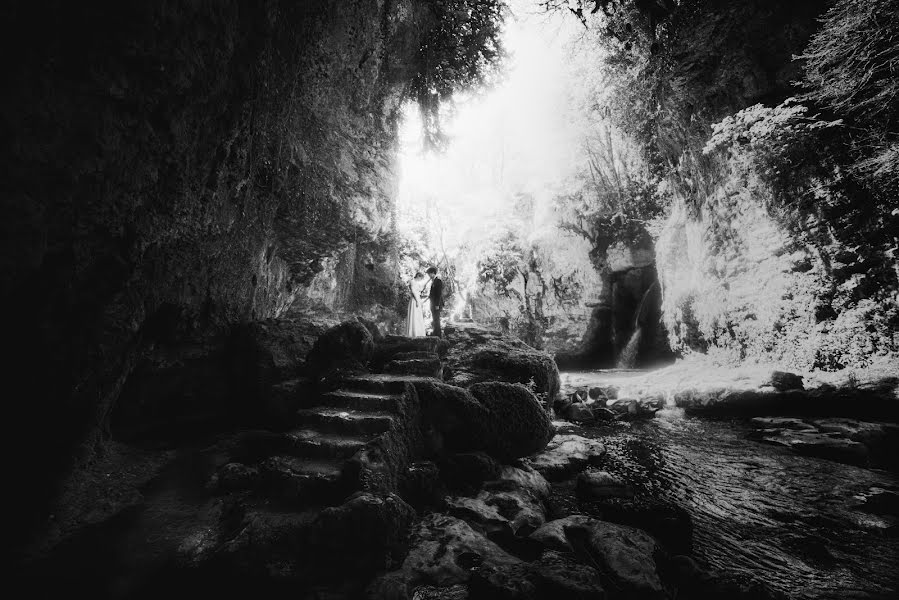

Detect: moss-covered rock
305,319,374,375
469,382,555,462
415,381,493,457
444,325,561,400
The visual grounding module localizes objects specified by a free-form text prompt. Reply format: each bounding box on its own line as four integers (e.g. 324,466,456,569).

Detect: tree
410,0,509,151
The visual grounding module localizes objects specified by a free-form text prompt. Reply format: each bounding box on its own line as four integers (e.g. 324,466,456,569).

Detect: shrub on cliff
410,0,508,151
800,0,899,193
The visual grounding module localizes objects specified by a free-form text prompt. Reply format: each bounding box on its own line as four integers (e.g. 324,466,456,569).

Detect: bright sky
396,2,583,255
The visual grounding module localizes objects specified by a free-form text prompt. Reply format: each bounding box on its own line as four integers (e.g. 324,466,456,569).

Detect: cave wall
1,0,430,548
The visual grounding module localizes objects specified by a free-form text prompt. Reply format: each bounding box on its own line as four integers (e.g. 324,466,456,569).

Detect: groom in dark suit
426,266,444,337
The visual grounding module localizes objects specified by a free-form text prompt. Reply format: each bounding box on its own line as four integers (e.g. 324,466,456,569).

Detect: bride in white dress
405,272,428,337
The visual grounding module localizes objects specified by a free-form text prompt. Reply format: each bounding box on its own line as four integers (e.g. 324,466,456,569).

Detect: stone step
285,428,372,459
391,351,439,361
341,373,436,395
295,406,396,435
381,334,441,349
258,455,351,505
373,336,442,366
322,389,404,412
384,357,443,378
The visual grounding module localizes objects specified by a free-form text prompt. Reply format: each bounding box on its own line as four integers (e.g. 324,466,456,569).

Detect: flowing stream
561,370,899,600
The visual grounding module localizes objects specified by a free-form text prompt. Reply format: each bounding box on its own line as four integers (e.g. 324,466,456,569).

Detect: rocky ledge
561,359,898,420
18,319,793,598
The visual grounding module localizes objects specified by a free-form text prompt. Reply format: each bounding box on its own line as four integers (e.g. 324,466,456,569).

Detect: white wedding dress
405,278,427,337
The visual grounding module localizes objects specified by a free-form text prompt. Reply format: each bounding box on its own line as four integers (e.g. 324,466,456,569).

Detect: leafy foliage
543,0,898,369
556,121,667,266
799,0,899,194
477,231,527,299
410,0,508,151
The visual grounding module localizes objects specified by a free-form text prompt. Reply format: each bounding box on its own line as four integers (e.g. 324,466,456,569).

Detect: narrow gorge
4,1,897,599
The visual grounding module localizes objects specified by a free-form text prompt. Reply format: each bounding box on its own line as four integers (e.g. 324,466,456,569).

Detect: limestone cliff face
648,0,898,370
657,168,898,371
1,0,430,545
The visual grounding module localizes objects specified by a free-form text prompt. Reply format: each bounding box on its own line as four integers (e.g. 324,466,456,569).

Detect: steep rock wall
1,0,429,548
643,0,897,369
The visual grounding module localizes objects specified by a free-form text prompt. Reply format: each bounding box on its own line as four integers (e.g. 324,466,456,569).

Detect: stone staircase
189,335,445,582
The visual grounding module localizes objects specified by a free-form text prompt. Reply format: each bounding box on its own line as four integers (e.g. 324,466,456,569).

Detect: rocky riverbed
15,322,899,599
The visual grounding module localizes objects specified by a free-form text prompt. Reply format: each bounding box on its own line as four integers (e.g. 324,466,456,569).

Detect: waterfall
632,280,658,329
615,281,658,368
616,327,642,368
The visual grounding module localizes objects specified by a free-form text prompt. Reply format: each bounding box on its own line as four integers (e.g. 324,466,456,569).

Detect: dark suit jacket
429,277,444,309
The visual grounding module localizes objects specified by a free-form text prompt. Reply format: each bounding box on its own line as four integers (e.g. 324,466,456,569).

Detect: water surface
562,370,899,599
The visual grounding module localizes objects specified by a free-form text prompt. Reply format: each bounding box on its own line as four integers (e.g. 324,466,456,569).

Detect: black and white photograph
5,1,898,598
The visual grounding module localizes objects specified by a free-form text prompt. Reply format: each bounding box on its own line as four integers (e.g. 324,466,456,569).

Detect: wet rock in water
584,497,693,556
749,417,815,431
576,470,634,500
571,389,588,404
446,495,516,538
532,550,605,599
608,397,661,419
305,319,374,375
468,561,536,599
854,488,899,516
496,465,552,501
787,434,870,465
530,515,666,599
812,418,899,469
525,434,605,482
369,513,523,596
593,407,616,422
553,394,573,416
567,402,596,423
447,482,547,538
440,451,502,493
528,514,595,552
767,371,804,391
588,387,608,404
751,417,899,469
469,382,555,461
409,584,469,600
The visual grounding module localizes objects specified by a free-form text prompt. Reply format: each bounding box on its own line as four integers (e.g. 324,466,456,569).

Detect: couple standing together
405,267,444,338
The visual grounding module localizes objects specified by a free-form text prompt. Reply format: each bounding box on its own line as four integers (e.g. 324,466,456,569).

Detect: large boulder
439,451,503,493
530,515,667,599
524,434,606,482
532,550,606,599
311,492,417,573
446,482,547,538
368,514,523,598
416,381,554,462
305,319,374,375
576,470,634,500
416,381,493,457
444,326,561,399
469,382,556,461
749,416,899,468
